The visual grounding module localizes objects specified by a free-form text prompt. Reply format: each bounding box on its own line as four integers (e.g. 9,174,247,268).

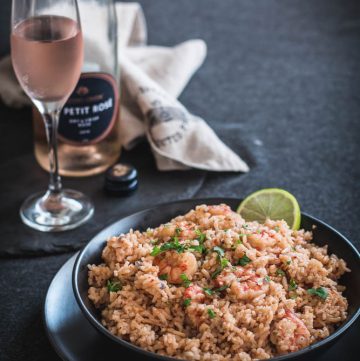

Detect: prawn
215,266,269,300
154,251,198,284
270,310,311,353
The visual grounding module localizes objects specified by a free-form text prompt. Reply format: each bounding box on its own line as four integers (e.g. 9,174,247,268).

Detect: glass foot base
20,189,94,232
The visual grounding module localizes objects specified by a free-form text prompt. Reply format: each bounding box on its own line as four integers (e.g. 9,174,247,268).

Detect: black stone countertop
0,0,359,360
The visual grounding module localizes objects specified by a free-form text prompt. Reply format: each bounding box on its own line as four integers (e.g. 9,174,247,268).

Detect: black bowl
73,198,360,361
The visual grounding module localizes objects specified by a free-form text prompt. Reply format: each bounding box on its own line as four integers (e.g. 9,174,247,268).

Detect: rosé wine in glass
11,15,83,102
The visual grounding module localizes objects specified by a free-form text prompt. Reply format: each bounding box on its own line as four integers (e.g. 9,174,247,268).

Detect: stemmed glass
11,0,94,231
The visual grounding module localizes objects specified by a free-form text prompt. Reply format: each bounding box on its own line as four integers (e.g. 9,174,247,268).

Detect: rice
87,204,349,360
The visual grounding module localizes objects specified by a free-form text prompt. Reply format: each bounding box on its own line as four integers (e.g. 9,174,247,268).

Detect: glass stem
43,110,62,195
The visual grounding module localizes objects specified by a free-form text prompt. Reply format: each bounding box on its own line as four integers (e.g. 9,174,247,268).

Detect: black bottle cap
105,163,137,184
104,163,138,197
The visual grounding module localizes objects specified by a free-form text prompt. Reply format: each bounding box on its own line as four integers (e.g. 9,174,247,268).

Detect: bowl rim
72,197,360,361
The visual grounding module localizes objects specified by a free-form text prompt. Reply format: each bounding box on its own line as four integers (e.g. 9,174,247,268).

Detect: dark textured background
0,0,359,360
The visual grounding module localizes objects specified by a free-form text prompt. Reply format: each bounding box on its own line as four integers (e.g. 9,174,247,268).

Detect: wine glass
11,0,94,232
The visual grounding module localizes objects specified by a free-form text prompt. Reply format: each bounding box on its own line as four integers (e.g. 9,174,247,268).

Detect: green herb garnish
159,274,168,280
274,226,280,232
211,254,230,279
195,229,206,243
237,255,252,266
289,279,297,291
213,246,225,259
290,293,298,299
180,273,191,288
203,288,214,296
203,285,229,296
183,298,192,307
175,227,182,236
286,260,291,265
215,284,229,293
276,269,285,276
264,275,271,283
187,245,205,254
207,308,216,319
150,238,186,256
151,235,208,257
220,258,229,268
107,279,122,293
307,287,328,300
150,246,161,257
211,267,223,279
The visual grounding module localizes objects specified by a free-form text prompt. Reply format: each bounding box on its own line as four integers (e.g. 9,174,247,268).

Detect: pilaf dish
87,204,349,360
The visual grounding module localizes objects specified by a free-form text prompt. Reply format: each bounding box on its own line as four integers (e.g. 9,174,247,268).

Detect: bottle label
58,72,119,145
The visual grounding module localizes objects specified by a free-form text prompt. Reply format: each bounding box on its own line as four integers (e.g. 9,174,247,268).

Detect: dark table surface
0,0,359,360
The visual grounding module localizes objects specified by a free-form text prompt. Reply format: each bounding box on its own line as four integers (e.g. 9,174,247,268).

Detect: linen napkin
0,2,249,172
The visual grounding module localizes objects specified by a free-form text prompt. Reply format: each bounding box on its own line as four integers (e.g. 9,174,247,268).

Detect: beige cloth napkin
0,2,249,172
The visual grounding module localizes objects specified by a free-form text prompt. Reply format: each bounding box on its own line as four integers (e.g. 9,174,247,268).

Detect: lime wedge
237,188,301,230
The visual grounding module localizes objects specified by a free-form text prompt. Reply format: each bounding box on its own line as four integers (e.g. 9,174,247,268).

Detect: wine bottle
33,0,121,177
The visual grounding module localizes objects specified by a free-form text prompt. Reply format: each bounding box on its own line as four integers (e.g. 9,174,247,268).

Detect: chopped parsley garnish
288,279,297,291
274,226,280,232
187,245,205,254
243,224,249,229
150,239,159,245
264,275,271,283
237,255,252,266
207,308,216,319
220,258,229,268
211,254,230,279
195,229,206,243
107,279,122,293
175,227,182,236
151,236,207,257
286,260,291,265
203,285,229,296
256,229,261,234
150,238,186,256
159,274,168,280
276,269,285,277
307,287,328,300
150,246,161,257
211,267,223,279
213,246,225,259
290,293,298,299
183,298,192,307
203,287,214,296
216,284,229,292
180,273,191,288
291,246,296,251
